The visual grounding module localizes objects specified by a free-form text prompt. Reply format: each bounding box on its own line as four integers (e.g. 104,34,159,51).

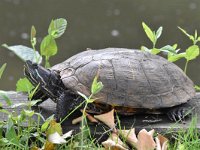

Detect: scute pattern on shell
51,48,195,109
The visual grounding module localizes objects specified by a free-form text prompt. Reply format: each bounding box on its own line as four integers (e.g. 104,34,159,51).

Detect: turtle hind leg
165,103,194,122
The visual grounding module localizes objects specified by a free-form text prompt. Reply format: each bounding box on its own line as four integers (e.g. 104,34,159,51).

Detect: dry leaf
80,110,99,123
62,130,73,139
85,111,99,123
102,133,128,150
46,120,62,136
47,130,73,144
44,141,55,150
72,116,83,124
94,109,116,131
118,128,138,147
48,132,67,144
148,129,155,136
137,129,156,150
155,134,168,150
102,139,128,150
72,111,98,124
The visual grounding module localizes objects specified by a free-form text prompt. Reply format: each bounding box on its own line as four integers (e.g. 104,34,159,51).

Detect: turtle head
24,60,52,86
24,60,65,99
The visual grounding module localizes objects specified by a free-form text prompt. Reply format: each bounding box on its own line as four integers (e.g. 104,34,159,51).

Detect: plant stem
60,100,85,124
80,94,94,150
81,102,88,150
45,56,50,68
184,60,189,74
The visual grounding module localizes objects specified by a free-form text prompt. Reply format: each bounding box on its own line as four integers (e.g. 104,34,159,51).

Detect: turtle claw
166,103,194,122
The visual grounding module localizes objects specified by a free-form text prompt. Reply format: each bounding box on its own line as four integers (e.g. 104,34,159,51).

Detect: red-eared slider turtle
24,48,196,121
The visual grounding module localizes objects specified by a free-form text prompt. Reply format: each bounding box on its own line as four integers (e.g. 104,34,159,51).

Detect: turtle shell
52,48,195,109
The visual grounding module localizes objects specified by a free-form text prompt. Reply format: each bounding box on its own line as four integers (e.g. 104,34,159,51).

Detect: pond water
0,0,200,90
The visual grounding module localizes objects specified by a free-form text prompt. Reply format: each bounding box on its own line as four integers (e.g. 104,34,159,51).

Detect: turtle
24,48,196,122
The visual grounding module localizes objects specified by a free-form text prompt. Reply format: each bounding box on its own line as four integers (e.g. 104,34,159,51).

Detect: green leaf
0,109,11,115
2,44,42,64
160,45,178,54
168,52,186,62
151,48,160,55
77,91,88,101
195,30,198,39
11,102,26,108
40,35,58,57
0,91,13,106
178,27,194,41
185,45,199,61
91,75,103,95
141,46,151,52
28,84,40,100
31,26,37,46
194,85,200,91
142,22,155,44
41,115,54,132
31,26,36,39
197,37,200,42
22,110,35,117
29,99,42,106
86,98,95,103
5,118,19,145
46,120,62,136
172,44,178,50
156,26,163,39
0,63,6,79
48,18,67,39
16,77,34,92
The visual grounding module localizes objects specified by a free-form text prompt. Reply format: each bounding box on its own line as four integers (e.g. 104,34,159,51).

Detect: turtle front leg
55,92,84,122
166,103,195,122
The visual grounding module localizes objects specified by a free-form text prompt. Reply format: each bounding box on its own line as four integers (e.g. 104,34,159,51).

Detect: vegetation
0,19,199,149
141,22,200,74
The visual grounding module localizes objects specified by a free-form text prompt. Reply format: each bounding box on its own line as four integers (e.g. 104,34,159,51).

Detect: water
0,0,200,90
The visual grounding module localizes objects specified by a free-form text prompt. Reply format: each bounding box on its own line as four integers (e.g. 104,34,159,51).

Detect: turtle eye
32,63,38,69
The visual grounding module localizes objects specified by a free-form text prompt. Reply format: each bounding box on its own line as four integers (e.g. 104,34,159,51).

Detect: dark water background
0,0,200,90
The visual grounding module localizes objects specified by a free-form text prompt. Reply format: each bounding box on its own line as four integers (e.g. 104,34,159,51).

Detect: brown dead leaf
102,139,128,150
118,128,137,148
119,128,156,150
155,134,168,150
102,133,128,150
94,109,116,131
85,111,99,123
80,110,99,123
72,111,98,124
137,129,156,150
72,116,83,124
44,141,55,150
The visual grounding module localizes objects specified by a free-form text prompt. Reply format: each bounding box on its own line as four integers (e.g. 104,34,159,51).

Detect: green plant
168,116,200,150
2,18,67,93
141,22,200,74
0,95,45,149
55,73,104,149
177,27,200,73
2,18,67,68
40,18,67,68
0,63,6,79
141,22,163,54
